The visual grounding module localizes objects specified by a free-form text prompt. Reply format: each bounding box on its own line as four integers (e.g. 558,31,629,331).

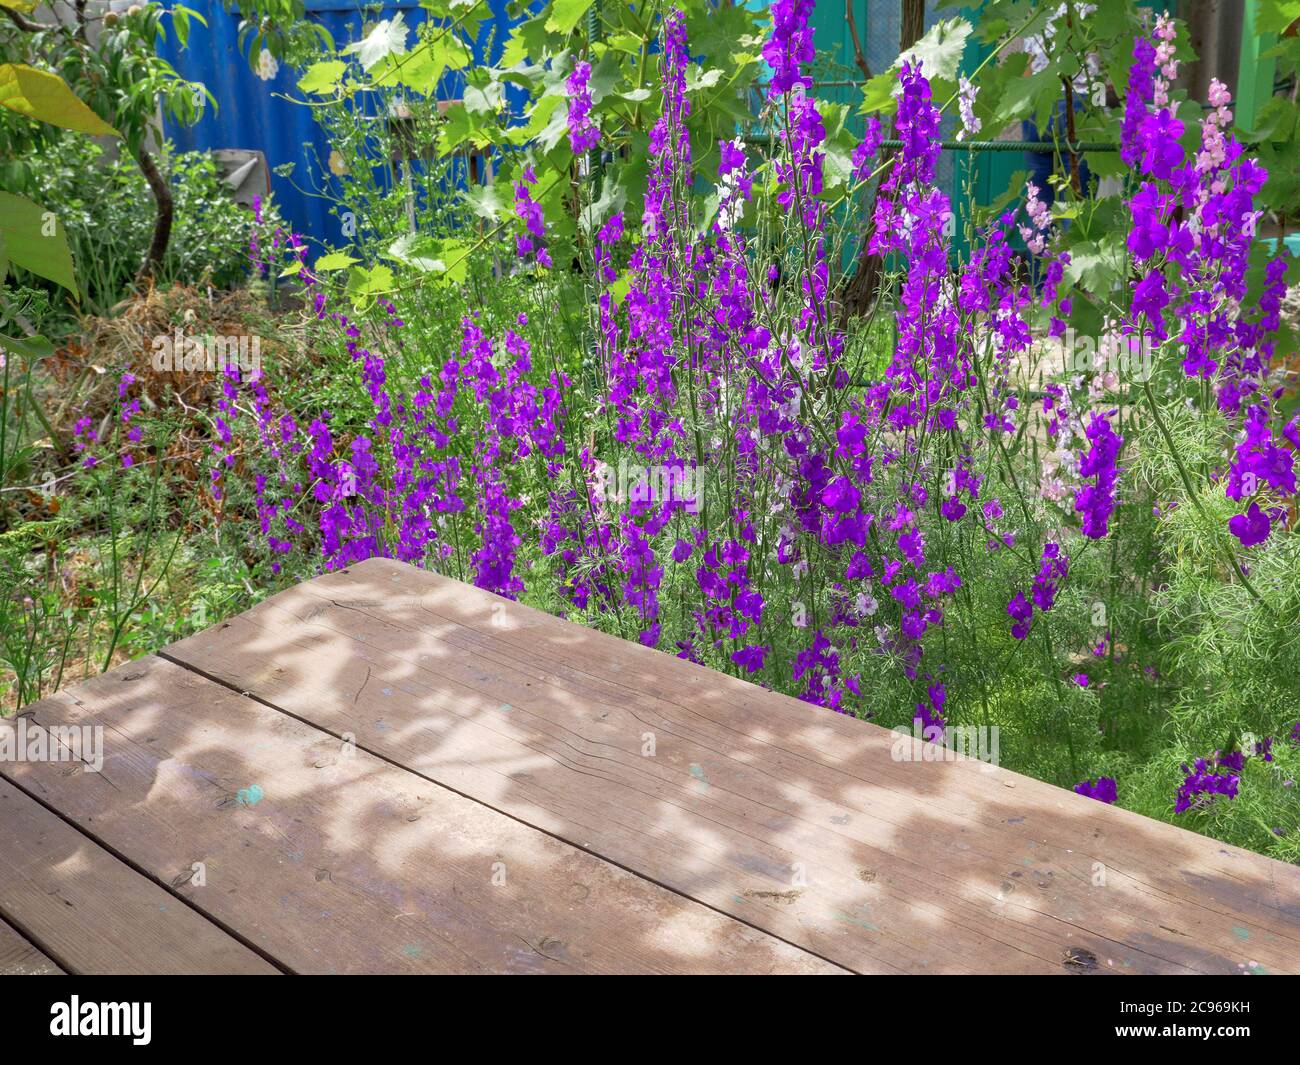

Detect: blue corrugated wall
158,0,523,248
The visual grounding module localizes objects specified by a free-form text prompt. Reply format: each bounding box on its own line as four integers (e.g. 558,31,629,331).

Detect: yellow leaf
0,64,118,136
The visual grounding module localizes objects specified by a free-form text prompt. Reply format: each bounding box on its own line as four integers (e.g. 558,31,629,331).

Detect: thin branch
845,0,871,81
3,7,56,32
1061,76,1082,197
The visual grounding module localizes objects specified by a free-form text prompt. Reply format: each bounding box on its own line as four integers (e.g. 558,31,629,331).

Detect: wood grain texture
0,776,274,975
0,914,61,975
6,658,838,974
163,556,1300,975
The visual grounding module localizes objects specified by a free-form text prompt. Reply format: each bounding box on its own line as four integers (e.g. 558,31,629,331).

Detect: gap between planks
8,658,842,975
157,648,853,975
0,773,280,975
0,912,62,975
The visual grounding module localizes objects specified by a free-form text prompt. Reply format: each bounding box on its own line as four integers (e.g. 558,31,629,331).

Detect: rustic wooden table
2,557,1297,974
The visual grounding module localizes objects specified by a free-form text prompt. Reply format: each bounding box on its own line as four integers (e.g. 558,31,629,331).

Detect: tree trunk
838,0,928,324
900,0,925,55
135,147,173,288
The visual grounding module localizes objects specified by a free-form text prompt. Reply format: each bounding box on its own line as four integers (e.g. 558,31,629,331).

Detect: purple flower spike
1075,412,1122,538
762,0,815,96
566,60,600,154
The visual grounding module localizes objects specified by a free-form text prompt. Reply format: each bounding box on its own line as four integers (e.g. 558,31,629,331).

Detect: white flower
956,76,980,141
256,48,279,82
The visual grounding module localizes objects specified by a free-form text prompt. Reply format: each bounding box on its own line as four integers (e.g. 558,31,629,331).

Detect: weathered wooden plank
0,914,61,975
0,776,275,975
164,556,1300,975
5,658,840,974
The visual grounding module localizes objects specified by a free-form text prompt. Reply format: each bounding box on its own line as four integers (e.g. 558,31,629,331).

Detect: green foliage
1252,2,1300,215
221,0,333,68
5,137,274,315
284,0,766,302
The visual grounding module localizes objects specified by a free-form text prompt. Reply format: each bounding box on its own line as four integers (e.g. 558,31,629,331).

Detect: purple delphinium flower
851,114,882,181
1075,411,1122,538
513,166,551,268
1120,37,1156,167
718,137,753,202
911,680,948,740
1216,749,1246,772
762,0,815,95
1074,776,1117,803
72,414,98,468
117,372,142,467
1007,590,1033,640
1007,543,1067,640
566,60,600,154
793,630,843,711
731,644,768,674
1175,757,1240,814
1121,18,1295,544
1031,541,1068,612
1228,502,1271,547
1227,405,1295,502
1139,108,1185,181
